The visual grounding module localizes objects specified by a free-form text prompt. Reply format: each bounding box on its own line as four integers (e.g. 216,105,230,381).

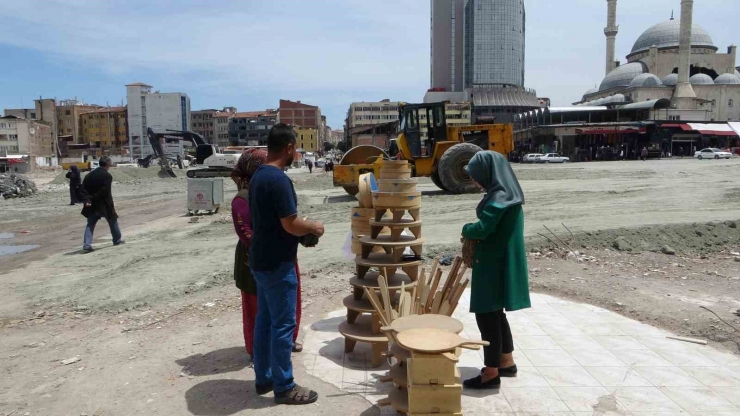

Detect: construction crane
141,128,239,178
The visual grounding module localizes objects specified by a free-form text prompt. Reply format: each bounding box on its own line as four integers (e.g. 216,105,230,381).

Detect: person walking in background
460,151,531,390
249,124,323,405
230,148,303,360
641,147,649,161
306,159,313,174
66,165,83,205
80,156,123,252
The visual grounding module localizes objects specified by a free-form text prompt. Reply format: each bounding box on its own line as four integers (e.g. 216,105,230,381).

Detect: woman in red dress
231,149,303,356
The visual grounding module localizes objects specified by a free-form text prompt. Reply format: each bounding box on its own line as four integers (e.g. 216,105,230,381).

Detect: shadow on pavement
185,379,272,415
176,347,251,376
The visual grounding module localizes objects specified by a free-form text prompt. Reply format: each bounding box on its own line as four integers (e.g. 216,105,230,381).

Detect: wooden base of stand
359,235,425,262
338,315,388,368
370,218,422,240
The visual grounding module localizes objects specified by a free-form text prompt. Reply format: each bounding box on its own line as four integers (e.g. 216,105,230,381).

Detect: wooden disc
378,170,412,180
377,179,418,193
339,315,388,344
349,272,415,290
351,207,375,218
386,314,464,334
359,235,425,247
381,159,410,166
372,192,422,208
355,253,423,268
396,328,488,353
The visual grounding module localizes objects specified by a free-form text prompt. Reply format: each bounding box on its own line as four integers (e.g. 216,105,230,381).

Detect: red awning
666,123,739,136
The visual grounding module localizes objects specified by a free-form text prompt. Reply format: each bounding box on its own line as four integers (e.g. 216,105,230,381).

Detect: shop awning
729,122,740,136
0,154,28,163
663,123,738,136
575,126,645,135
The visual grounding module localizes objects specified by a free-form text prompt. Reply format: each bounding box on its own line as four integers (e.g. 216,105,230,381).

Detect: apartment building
228,110,278,146
294,127,319,152
191,109,217,143
213,107,237,148
56,99,101,144
80,107,128,155
126,83,190,158
0,116,53,172
345,99,401,130
419,102,472,139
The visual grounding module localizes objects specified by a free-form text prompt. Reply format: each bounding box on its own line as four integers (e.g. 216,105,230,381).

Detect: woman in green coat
461,151,531,389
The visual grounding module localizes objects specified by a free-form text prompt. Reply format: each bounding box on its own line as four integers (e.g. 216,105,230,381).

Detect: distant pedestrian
80,156,123,252
306,159,313,174
66,165,83,205
249,124,323,405
230,148,303,359
679,146,684,158
641,147,649,161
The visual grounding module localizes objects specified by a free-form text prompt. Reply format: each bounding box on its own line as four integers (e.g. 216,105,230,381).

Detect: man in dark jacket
80,156,123,252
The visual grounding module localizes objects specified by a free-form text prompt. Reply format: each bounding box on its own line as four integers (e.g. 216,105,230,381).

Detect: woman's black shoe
480,365,518,377
463,375,501,389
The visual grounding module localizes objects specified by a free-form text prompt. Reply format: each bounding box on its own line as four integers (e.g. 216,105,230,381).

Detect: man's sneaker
83,247,94,253
114,241,126,246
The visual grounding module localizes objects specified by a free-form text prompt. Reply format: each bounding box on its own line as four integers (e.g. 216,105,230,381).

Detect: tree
323,141,335,153
337,141,348,152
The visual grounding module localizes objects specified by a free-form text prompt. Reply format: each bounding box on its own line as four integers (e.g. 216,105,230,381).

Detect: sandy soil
1,159,739,415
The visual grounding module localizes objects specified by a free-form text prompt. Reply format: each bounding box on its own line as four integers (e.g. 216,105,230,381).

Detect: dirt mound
528,220,740,256
50,166,181,185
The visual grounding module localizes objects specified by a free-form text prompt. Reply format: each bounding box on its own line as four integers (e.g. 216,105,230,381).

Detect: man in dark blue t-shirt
248,123,324,405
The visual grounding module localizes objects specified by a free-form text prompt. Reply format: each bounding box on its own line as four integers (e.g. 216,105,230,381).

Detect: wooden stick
666,335,707,345
440,257,462,302
398,282,406,316
448,278,470,316
443,264,467,304
415,271,426,315
428,259,439,286
430,291,443,314
425,269,442,312
364,287,390,326
378,270,393,322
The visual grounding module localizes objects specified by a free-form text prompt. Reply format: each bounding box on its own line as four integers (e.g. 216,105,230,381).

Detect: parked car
521,153,543,163
694,148,733,160
537,153,570,163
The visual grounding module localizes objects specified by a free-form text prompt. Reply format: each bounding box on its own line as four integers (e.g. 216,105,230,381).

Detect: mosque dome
662,73,679,86
629,73,664,88
583,87,598,99
715,73,740,85
735,70,740,78
689,73,714,85
599,62,647,92
629,19,716,57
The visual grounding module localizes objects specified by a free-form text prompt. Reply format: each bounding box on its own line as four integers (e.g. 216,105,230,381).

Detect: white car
537,153,570,163
695,148,732,160
521,153,543,163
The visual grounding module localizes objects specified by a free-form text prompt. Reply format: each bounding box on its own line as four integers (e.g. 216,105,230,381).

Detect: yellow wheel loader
333,102,514,195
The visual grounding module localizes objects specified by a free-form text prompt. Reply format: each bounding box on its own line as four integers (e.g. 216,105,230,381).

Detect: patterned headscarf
231,148,268,189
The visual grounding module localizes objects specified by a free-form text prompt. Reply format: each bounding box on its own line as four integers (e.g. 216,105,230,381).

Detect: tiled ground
302,291,740,415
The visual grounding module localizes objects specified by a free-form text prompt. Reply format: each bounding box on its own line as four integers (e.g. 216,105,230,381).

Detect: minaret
604,0,618,75
673,0,697,102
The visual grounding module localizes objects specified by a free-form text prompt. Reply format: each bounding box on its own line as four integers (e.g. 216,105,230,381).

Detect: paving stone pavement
302,291,740,415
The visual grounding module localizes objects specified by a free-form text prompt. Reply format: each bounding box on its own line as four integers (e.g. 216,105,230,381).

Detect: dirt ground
1,159,739,415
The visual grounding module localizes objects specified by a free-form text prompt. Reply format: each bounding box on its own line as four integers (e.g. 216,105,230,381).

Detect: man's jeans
252,261,298,394
83,215,122,250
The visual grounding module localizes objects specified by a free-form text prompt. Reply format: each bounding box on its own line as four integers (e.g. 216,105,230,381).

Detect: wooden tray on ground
349,272,415,300
339,315,388,368
396,328,488,353
370,218,422,240
383,314,464,335
355,253,422,280
359,235,425,262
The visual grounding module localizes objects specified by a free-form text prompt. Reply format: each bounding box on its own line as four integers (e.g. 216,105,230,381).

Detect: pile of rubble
0,173,37,199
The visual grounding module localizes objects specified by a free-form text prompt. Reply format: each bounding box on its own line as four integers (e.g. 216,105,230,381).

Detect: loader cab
400,102,448,158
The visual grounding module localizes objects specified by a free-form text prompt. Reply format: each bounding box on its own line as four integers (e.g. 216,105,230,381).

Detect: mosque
515,0,740,161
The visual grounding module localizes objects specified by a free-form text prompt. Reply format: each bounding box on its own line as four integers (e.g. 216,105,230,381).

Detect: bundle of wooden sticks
366,256,470,323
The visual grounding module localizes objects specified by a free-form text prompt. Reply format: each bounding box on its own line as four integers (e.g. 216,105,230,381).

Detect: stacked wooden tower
339,160,423,368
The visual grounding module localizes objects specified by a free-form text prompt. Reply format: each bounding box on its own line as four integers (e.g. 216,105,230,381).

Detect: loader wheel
430,170,448,192
438,143,482,194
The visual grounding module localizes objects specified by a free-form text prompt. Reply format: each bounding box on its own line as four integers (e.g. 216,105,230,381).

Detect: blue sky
1,0,737,129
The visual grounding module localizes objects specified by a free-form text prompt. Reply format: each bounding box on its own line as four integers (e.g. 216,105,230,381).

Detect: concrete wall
693,85,740,121
639,50,736,79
